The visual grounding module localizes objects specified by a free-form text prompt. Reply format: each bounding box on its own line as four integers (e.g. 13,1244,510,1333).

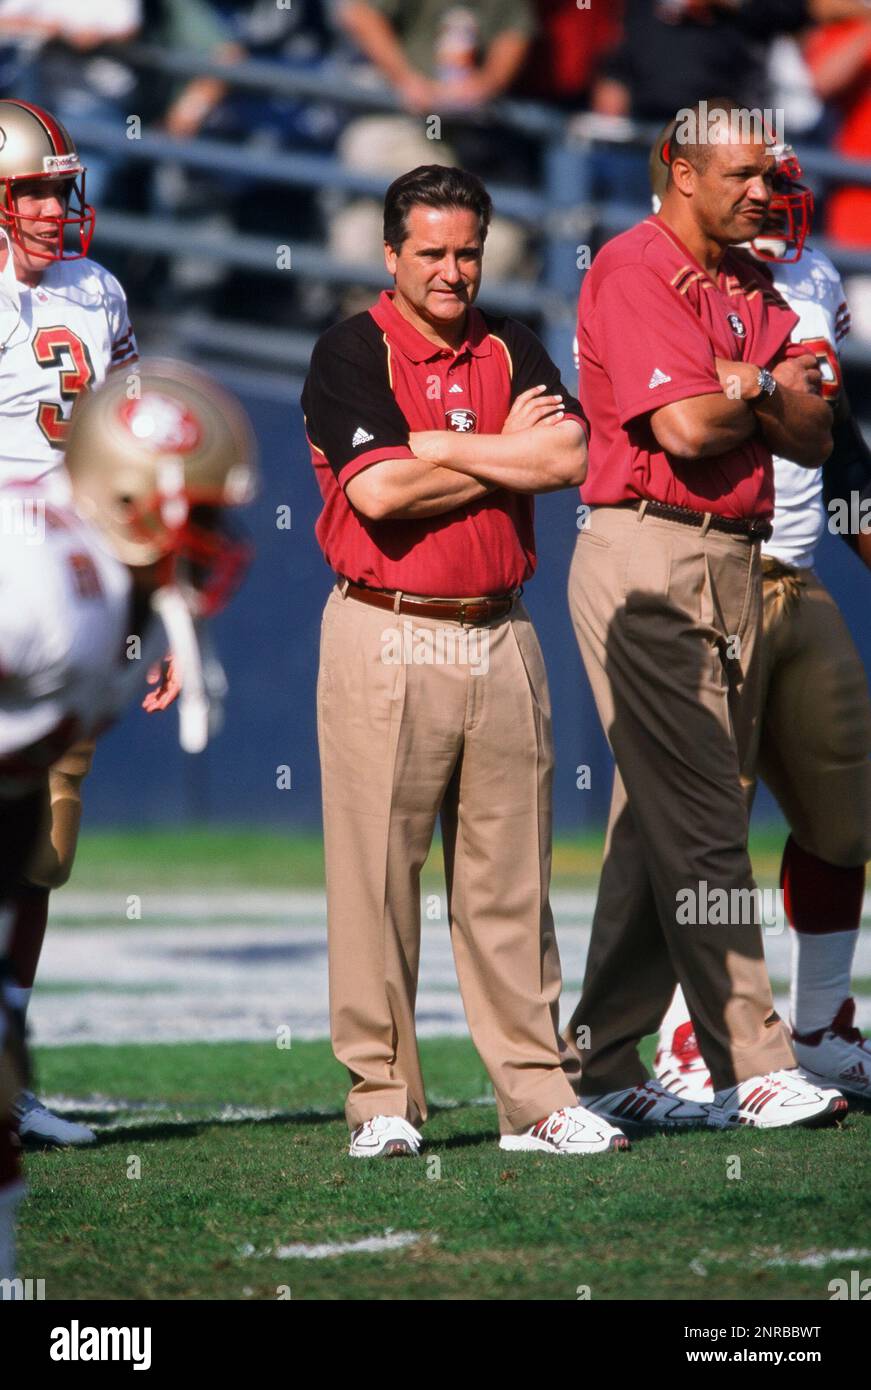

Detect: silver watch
756,368,777,399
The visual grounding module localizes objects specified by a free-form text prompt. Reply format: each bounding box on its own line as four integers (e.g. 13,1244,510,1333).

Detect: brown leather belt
619,498,773,542
341,579,517,626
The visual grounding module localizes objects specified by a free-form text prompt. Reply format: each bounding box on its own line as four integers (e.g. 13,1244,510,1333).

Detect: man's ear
384,242,398,276
668,157,696,197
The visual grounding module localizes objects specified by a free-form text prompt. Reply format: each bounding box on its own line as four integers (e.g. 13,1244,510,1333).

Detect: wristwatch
755,368,777,399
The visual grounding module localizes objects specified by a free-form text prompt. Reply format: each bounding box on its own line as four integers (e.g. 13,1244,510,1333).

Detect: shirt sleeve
301,321,415,489
585,264,721,427
500,318,588,438
102,270,138,370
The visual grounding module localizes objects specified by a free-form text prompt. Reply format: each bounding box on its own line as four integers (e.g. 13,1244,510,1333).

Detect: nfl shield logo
728,313,746,338
445,408,478,432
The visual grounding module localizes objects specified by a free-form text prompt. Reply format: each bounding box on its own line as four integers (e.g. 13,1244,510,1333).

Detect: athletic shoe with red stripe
707,1068,848,1130
500,1104,630,1155
793,998,871,1102
654,1021,714,1103
580,1079,709,1133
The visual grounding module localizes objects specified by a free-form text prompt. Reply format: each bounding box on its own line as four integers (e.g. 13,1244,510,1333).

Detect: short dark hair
383,165,492,251
670,96,761,179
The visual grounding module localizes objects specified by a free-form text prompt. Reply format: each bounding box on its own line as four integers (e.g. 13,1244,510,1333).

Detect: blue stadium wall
87,381,871,834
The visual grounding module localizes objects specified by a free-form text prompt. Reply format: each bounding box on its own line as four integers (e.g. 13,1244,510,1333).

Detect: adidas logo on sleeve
352,426,375,447
648,368,672,389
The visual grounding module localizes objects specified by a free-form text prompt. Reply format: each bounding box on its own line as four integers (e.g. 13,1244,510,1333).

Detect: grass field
18,1037,870,1302
16,825,871,1302
70,824,796,892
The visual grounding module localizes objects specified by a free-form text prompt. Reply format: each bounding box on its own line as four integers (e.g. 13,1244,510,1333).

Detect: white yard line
30,891,871,1047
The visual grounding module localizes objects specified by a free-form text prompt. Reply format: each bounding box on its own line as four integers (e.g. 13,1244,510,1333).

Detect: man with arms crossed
303,164,630,1159
563,102,843,1133
650,133,871,1107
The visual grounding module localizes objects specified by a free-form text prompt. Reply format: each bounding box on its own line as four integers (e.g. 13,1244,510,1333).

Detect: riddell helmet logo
43,152,80,174
118,394,203,452
728,313,747,338
445,408,477,433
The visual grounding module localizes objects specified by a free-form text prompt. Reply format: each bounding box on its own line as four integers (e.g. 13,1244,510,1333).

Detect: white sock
790,928,858,1035
659,984,692,1050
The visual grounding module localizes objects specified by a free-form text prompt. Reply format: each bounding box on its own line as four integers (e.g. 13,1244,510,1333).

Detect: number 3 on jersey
32,325,96,445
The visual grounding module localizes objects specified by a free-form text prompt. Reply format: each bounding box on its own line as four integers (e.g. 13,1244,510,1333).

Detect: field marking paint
239,1231,428,1260
33,892,871,1046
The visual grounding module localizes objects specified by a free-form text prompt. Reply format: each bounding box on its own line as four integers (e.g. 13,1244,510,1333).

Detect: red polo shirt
577,215,798,519
302,290,587,596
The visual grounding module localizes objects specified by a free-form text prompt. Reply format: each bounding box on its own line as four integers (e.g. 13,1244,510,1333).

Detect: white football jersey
761,247,849,570
0,229,138,499
0,497,151,796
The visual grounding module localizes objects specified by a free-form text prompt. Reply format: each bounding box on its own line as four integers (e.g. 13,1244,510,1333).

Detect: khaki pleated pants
563,506,796,1094
318,584,578,1134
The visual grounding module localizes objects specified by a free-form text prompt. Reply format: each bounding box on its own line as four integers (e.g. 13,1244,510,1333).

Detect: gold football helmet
0,98,95,260
65,360,259,615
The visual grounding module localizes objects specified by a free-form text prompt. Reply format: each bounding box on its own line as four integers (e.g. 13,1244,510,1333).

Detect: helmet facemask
752,144,814,264
0,168,95,262
120,495,254,619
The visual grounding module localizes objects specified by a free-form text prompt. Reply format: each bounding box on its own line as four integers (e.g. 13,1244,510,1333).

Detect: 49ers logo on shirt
727,313,747,338
32,325,96,446
445,407,478,433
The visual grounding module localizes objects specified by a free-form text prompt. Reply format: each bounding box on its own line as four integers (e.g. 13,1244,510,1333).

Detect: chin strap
150,586,227,753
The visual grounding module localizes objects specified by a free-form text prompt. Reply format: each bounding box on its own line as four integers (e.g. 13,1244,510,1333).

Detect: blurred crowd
2,0,870,339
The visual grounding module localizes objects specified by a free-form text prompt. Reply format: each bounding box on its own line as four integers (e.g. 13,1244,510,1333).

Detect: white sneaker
348,1115,422,1158
793,998,871,1102
708,1068,848,1130
500,1104,630,1155
654,1021,714,1103
581,1079,710,1133
14,1092,96,1148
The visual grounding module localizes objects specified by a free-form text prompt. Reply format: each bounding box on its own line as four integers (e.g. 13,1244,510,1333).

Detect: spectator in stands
582,1,871,211
338,1,537,113
804,12,871,338
804,14,871,246
332,2,539,288
139,0,243,140
208,0,341,151
0,0,142,204
593,1,871,123
516,0,623,109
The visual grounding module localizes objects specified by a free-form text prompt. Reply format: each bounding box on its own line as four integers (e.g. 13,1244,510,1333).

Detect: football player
0,96,148,1148
0,359,258,1278
647,124,871,1109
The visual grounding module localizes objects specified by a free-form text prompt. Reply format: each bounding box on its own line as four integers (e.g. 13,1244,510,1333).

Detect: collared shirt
577,215,799,520
302,290,586,596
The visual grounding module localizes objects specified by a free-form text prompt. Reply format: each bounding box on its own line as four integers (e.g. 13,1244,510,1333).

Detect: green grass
18,1038,869,1302
69,825,795,892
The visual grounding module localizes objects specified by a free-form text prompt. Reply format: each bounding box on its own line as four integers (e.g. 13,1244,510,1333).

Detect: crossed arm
345,388,587,521
649,354,833,468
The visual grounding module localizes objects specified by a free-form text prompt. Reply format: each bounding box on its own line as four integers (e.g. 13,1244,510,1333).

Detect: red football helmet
0,98,95,261
752,143,814,264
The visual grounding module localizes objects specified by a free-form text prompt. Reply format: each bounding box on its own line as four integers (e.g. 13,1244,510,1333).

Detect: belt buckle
457,601,476,627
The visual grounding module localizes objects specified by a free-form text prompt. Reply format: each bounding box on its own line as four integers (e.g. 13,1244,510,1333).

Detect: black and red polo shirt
302,290,587,597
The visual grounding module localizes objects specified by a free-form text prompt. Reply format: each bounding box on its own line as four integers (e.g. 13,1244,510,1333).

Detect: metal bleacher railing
67,44,871,396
